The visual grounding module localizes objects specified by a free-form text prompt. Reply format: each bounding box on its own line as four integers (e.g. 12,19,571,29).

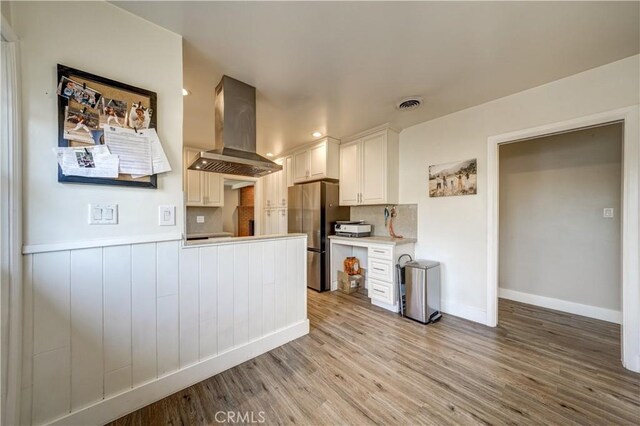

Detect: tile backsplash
186,206,222,235
350,204,417,238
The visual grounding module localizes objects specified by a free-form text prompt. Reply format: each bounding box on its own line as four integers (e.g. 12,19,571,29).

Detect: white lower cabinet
263,208,287,235
329,237,415,312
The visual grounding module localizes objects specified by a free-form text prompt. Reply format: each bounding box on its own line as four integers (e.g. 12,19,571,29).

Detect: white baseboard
371,299,399,313
499,288,621,324
49,320,310,426
440,300,487,324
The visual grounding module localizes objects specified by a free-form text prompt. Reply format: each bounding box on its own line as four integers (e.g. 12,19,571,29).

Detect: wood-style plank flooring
110,290,640,425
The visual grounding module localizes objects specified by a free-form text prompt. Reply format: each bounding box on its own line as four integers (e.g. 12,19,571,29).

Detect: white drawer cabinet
339,126,399,206
184,147,224,207
368,257,394,282
292,137,340,183
329,236,415,313
368,245,393,260
369,278,394,305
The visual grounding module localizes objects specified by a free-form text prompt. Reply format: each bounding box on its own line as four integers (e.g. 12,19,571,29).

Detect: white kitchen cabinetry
262,158,288,234
339,126,399,206
263,158,287,209
292,137,340,183
263,208,287,235
184,147,224,207
285,156,294,187
328,236,415,312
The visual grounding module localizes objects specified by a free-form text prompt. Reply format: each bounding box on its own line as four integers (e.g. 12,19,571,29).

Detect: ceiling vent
396,96,423,111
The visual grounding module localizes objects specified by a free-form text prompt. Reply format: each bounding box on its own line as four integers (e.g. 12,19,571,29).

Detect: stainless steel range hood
187,75,282,177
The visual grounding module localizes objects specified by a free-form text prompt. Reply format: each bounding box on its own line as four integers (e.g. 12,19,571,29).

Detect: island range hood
187,75,282,177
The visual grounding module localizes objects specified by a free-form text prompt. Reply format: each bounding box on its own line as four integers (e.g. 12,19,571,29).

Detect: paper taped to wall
103,125,152,175
54,145,119,178
140,128,171,174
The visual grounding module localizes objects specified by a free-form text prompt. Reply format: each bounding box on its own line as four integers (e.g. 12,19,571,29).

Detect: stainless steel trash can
404,260,442,324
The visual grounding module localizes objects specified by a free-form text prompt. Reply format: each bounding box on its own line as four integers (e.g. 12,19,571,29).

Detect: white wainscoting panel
21,235,308,425
70,247,103,410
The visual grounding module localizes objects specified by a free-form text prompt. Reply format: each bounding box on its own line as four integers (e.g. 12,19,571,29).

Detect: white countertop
183,233,307,247
329,235,417,246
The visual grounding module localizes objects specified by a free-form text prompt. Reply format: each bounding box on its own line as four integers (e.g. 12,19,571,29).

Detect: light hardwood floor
110,290,640,425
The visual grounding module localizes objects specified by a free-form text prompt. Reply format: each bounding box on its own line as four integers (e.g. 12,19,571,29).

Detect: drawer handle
373,267,385,272
373,288,385,293
373,250,385,254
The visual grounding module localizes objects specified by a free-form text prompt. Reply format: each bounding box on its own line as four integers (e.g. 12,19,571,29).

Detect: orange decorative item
343,257,362,275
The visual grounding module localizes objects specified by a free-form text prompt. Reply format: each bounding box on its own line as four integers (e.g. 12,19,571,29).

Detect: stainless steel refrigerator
288,181,350,291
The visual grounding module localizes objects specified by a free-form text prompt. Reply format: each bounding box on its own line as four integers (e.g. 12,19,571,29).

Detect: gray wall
499,123,622,310
186,207,222,235
350,204,417,238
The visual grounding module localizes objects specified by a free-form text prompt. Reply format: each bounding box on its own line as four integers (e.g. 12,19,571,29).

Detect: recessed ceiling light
195,166,201,169
312,131,322,138
266,152,273,157
202,160,208,164
182,88,190,96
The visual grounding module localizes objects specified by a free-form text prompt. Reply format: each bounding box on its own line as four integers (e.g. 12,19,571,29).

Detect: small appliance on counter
334,221,372,237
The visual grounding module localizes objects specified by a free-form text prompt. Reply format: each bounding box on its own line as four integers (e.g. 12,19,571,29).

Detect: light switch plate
159,205,176,226
603,208,614,218
196,215,205,224
88,204,118,225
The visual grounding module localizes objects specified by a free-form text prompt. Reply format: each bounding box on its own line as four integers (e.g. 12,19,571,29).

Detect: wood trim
486,106,640,372
1,15,18,42
499,289,622,324
341,122,401,143
48,320,310,426
22,233,183,254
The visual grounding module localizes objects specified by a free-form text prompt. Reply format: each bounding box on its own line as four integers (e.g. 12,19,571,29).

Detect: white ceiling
113,1,639,156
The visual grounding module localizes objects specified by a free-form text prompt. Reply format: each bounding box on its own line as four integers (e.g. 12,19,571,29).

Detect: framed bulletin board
56,64,158,188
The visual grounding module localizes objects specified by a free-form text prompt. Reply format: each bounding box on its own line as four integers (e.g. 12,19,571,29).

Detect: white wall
399,55,639,322
12,1,184,246
499,123,622,313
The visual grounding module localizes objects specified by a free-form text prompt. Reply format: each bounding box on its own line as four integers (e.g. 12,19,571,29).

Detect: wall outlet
88,204,118,225
603,208,614,218
159,205,176,226
196,215,205,224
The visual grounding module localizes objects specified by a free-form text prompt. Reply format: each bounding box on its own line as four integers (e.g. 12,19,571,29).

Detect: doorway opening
498,122,622,322
486,107,639,371
222,178,255,237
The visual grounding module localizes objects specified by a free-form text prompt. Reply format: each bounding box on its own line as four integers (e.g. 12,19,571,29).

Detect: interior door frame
486,106,639,372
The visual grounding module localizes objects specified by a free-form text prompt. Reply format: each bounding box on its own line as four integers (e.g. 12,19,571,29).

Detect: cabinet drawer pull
373,250,385,254
373,267,385,272
373,288,385,293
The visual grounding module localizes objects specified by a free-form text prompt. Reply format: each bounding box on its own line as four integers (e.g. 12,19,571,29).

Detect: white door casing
486,106,640,372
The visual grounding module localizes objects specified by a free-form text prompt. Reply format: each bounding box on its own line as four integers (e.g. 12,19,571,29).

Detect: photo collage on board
57,76,153,146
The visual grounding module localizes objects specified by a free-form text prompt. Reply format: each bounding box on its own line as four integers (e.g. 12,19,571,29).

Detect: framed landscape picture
428,158,477,197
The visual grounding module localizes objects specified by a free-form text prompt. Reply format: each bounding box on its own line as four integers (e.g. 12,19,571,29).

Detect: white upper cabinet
285,156,294,187
184,147,224,207
339,125,399,206
339,142,360,205
292,137,340,183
